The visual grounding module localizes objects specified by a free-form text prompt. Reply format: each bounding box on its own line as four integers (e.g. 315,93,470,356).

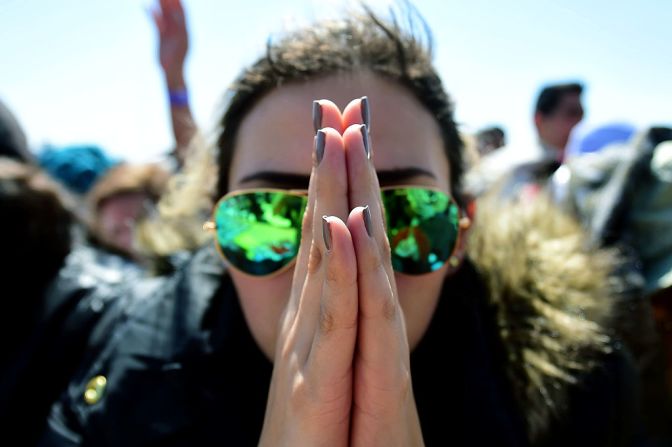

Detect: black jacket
0,245,139,446
39,239,640,446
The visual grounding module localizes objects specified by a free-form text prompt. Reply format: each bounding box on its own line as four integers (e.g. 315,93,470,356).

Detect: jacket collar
468,193,615,442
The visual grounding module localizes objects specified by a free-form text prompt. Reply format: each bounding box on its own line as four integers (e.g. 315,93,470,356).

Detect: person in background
465,82,585,199
87,162,170,261
0,158,128,446
41,5,640,446
533,82,584,161
562,127,672,444
152,0,198,168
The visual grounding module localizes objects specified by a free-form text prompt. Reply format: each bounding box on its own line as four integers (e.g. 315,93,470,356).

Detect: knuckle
318,301,357,336
290,375,309,410
399,367,412,401
307,242,323,274
300,215,313,248
362,253,385,276
318,304,336,334
325,270,357,299
381,292,397,321
379,236,392,262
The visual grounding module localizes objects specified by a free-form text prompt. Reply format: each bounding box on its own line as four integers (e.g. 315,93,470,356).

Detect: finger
169,0,186,26
347,207,408,380
150,8,166,34
174,0,185,15
288,128,348,342
306,216,358,389
294,129,349,332
312,99,342,133
342,95,370,131
343,121,393,279
288,102,344,307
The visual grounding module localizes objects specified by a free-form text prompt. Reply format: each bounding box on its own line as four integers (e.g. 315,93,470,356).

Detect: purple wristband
169,88,189,107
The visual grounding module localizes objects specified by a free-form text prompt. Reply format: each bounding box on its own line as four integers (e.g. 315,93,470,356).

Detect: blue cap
38,144,119,194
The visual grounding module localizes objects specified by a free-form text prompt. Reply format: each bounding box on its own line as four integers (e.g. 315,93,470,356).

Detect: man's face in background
536,92,584,152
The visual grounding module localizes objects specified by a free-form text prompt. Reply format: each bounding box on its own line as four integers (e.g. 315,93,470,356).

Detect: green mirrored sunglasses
204,186,465,277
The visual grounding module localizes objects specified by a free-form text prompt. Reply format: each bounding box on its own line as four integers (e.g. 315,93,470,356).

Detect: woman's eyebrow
238,172,310,188
237,167,436,188
377,168,436,183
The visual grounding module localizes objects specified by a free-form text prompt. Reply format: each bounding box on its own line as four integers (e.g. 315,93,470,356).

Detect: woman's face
227,72,452,360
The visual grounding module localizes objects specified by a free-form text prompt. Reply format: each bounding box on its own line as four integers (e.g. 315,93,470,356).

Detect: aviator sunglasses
204,186,467,277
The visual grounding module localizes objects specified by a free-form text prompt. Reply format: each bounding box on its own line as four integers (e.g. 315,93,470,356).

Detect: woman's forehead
230,73,449,190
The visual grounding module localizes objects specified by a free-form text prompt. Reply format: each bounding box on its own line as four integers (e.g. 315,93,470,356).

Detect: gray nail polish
360,124,370,159
363,206,373,237
315,130,326,165
361,96,370,130
312,100,322,133
322,216,332,250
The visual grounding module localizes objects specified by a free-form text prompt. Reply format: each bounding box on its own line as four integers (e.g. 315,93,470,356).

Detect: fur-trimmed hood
467,194,617,442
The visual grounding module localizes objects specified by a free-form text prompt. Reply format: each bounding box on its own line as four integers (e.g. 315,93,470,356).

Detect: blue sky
1,0,670,161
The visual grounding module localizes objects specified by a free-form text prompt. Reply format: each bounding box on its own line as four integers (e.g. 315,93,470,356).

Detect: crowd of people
1,1,671,445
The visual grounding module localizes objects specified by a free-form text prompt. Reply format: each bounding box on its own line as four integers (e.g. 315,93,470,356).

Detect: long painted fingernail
360,124,370,159
315,130,326,165
312,100,322,133
322,216,332,251
361,96,370,130
362,206,373,237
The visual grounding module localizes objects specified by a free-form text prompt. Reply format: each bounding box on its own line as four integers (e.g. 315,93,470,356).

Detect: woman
41,6,637,446
87,162,170,261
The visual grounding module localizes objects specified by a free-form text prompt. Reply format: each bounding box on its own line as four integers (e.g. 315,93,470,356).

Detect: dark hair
476,126,506,153
534,82,584,116
0,157,74,292
215,5,465,205
0,99,33,163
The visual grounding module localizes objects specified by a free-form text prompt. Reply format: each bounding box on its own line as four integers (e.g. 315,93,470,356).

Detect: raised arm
152,0,197,167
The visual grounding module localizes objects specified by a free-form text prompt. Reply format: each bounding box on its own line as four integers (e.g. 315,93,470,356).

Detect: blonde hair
135,133,217,256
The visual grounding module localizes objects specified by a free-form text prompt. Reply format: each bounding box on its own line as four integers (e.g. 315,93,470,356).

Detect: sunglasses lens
382,188,460,274
214,192,307,276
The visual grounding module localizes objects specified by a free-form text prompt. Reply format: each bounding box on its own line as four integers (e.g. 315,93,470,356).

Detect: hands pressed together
258,97,425,447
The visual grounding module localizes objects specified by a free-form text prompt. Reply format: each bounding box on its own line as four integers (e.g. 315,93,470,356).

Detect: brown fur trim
467,193,615,442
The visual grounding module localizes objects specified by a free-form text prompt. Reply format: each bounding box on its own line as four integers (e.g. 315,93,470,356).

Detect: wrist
168,87,189,108
164,71,186,91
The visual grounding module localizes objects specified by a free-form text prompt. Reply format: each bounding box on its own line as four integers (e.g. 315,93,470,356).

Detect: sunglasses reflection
208,186,463,276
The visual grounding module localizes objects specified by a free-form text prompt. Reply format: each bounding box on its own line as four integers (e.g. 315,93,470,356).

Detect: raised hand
151,0,189,87
258,101,357,447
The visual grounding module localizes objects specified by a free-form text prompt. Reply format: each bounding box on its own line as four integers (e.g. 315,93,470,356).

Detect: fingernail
361,96,370,130
362,206,373,237
360,124,370,159
322,216,332,251
312,100,322,133
315,130,326,165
